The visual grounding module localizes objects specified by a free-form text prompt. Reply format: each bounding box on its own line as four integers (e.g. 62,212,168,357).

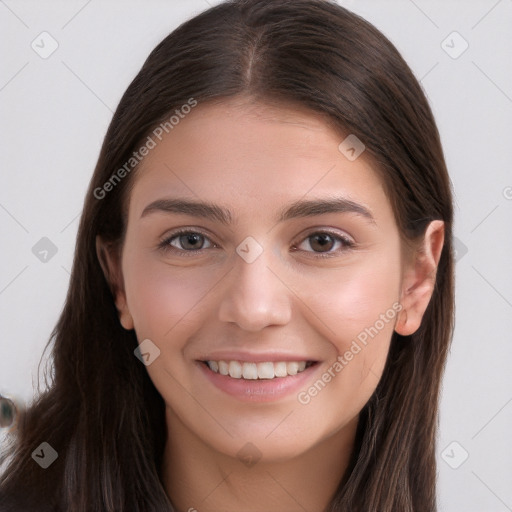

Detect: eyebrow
140,196,376,225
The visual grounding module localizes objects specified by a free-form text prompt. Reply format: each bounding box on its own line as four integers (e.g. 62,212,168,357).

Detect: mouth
200,359,318,380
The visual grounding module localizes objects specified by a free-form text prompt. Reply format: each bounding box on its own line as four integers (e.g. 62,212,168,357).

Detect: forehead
127,98,391,225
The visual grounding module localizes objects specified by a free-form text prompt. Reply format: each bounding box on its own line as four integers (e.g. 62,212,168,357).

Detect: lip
196,351,317,363
196,359,321,403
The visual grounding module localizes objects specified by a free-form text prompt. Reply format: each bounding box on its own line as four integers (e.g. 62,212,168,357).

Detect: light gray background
1,0,511,510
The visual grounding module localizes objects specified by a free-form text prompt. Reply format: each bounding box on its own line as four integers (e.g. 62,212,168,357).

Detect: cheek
295,251,401,408
123,252,217,340
302,250,401,344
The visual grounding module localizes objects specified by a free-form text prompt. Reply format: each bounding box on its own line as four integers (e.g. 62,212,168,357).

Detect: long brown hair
0,1,454,510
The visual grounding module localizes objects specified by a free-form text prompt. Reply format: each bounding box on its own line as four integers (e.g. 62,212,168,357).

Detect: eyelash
158,228,355,259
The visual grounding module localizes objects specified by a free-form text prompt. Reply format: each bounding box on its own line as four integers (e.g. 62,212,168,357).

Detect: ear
95,235,134,330
395,220,445,336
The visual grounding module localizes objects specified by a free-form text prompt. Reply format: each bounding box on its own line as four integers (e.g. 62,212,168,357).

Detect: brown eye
309,233,336,252
294,231,354,257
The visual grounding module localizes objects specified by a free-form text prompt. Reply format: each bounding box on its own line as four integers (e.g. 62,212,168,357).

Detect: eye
158,228,355,258
159,229,215,254
293,231,355,258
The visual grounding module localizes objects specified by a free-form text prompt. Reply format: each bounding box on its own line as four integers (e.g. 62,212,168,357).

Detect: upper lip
197,351,318,363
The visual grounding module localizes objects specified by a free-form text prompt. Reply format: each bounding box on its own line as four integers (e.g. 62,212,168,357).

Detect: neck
161,407,358,512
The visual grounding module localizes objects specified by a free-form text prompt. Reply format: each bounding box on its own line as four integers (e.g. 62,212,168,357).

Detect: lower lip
196,361,320,402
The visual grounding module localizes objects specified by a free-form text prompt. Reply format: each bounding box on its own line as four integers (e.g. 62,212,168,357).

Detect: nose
217,248,292,332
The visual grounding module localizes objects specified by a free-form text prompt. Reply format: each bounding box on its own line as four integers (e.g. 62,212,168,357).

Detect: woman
0,0,454,510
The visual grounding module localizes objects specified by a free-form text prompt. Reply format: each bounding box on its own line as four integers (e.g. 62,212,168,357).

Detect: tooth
242,362,258,379
218,360,229,376
228,361,242,379
287,362,299,376
207,360,310,379
257,362,274,379
274,362,288,377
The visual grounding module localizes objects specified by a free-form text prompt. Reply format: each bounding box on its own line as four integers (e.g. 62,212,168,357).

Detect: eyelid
295,226,355,244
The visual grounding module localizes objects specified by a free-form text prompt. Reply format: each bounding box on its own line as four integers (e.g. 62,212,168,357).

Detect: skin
97,97,444,512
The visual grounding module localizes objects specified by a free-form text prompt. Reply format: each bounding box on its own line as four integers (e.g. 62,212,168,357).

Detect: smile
202,360,315,380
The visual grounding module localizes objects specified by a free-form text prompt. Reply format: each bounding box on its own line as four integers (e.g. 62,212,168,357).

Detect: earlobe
95,236,134,331
395,220,445,336
395,307,408,334
118,308,135,331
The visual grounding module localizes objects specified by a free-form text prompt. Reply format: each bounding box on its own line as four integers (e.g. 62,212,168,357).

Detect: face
101,97,426,462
